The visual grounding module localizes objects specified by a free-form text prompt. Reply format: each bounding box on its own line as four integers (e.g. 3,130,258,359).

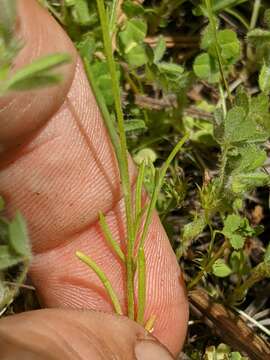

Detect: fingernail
135,340,175,360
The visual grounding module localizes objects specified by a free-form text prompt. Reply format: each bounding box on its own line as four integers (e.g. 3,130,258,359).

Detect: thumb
0,0,76,150
0,309,175,359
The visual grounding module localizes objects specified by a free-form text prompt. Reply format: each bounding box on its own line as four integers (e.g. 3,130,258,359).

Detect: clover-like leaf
217,29,241,63
193,53,219,83
212,259,232,277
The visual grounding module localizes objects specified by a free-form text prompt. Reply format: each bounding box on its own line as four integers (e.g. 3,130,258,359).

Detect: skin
0,0,189,358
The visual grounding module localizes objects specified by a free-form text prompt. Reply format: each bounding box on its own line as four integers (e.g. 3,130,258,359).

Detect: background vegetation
1,0,270,358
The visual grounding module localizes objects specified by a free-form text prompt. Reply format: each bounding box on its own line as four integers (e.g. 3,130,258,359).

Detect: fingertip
0,0,77,149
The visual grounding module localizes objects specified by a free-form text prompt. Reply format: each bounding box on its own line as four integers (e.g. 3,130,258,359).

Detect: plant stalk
95,0,135,319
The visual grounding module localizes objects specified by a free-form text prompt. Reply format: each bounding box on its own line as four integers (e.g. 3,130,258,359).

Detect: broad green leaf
193,53,219,83
224,106,267,143
154,36,166,64
230,145,267,174
231,172,270,194
259,63,270,93
222,215,255,249
8,212,31,257
122,0,145,17
212,259,232,277
201,24,215,52
118,18,147,47
65,0,96,26
217,29,241,63
229,234,245,250
0,245,23,270
76,33,96,59
124,119,146,132
234,87,249,113
92,61,120,106
125,44,148,67
231,353,245,360
223,214,242,235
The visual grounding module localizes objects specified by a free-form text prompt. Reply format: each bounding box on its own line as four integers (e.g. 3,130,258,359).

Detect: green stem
76,251,123,315
249,0,261,30
83,58,122,165
95,0,135,319
218,143,229,194
205,0,233,105
137,247,146,324
228,261,270,305
224,8,249,30
138,134,189,252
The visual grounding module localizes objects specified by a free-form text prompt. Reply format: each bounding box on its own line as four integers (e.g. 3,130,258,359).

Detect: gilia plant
0,0,70,313
76,0,188,325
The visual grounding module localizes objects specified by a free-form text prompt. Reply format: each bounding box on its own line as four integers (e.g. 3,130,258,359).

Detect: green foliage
0,0,71,95
193,22,241,83
3,0,270,355
212,259,232,277
0,201,31,311
118,18,148,67
203,343,248,359
222,214,256,250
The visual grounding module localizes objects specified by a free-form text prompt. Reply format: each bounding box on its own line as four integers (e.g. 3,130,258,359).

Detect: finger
0,0,76,149
0,308,175,359
0,0,189,356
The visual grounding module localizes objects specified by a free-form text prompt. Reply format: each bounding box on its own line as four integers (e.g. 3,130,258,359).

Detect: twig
189,289,270,360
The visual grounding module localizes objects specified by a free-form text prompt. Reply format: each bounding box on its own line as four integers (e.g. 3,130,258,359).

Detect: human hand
0,1,188,359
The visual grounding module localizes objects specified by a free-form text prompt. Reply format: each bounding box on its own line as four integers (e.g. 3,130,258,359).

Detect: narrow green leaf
99,212,125,263
5,53,71,91
76,251,123,315
135,161,146,222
